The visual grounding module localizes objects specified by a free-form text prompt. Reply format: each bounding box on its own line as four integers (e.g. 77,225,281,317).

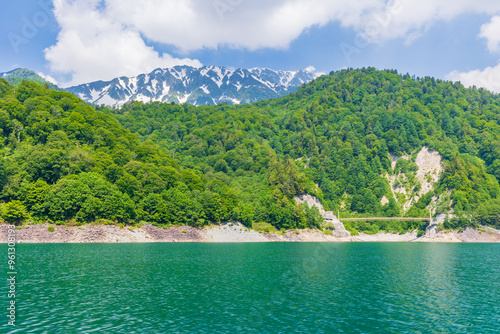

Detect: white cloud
305,66,317,73
447,64,500,93
103,0,384,50
304,65,324,77
45,0,202,87
364,0,499,42
37,72,58,85
45,0,500,86
447,15,500,93
103,0,500,50
479,15,500,52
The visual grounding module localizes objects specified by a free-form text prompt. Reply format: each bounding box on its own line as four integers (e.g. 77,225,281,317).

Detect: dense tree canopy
0,78,320,228
2,67,500,231
107,68,500,226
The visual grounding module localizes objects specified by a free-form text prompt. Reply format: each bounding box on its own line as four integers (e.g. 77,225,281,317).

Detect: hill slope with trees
0,78,321,229
0,68,59,90
105,68,500,231
2,67,500,234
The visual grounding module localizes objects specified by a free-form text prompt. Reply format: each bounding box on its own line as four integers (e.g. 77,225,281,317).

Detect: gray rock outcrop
295,194,351,237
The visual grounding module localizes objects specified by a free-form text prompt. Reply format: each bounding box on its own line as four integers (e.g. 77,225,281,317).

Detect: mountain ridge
0,68,59,90
65,65,319,107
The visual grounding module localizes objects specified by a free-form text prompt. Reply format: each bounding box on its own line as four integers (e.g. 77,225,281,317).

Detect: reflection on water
1,243,499,333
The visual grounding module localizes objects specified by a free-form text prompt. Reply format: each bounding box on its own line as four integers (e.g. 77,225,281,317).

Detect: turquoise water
2,243,499,333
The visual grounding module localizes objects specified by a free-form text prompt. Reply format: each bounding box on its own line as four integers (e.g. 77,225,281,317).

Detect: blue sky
2,0,500,90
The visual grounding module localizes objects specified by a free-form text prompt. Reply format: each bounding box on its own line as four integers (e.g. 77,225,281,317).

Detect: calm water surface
1,243,499,333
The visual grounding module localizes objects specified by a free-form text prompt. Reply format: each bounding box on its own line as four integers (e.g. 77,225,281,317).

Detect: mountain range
65,66,318,107
0,66,318,107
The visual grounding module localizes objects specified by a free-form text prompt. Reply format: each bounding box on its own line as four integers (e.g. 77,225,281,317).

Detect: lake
2,243,499,333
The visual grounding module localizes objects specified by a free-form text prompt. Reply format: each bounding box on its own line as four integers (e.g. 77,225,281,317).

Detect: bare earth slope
1,223,499,243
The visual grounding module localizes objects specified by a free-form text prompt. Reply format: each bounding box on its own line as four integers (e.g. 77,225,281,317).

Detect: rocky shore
1,222,499,243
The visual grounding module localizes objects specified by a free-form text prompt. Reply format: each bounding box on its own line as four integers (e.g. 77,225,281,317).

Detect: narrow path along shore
1,222,499,243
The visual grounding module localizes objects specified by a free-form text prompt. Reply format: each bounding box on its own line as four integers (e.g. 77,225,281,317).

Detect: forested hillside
2,67,500,232
106,68,500,229
1,68,59,91
0,78,321,229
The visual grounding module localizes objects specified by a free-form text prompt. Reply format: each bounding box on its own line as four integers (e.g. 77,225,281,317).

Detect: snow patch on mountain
66,65,319,107
178,93,190,104
201,85,210,94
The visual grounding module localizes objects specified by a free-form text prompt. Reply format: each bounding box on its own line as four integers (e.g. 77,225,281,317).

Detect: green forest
2,67,500,233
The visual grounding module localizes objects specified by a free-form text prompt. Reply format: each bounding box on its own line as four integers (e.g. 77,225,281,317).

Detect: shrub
47,225,55,232
252,222,278,234
343,222,359,236
3,201,30,225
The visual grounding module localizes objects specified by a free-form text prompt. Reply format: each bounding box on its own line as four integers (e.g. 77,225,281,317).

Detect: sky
2,0,500,91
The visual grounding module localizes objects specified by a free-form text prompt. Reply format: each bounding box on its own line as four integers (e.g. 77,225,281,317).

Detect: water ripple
0,243,498,333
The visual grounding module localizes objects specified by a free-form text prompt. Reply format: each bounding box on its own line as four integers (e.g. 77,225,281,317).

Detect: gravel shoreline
1,222,499,243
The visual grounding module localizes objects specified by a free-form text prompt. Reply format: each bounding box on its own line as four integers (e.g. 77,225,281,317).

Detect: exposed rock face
387,146,444,213
421,213,500,242
2,222,498,243
295,194,351,237
0,222,353,243
0,224,209,243
415,147,443,197
418,226,500,243
205,223,268,242
295,194,325,214
425,223,439,238
425,212,447,238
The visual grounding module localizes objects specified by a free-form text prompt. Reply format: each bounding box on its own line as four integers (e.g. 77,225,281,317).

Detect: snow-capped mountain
66,66,319,107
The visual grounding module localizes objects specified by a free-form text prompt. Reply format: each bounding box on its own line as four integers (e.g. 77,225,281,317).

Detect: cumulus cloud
447,15,500,93
100,0,500,49
103,0,385,50
447,64,500,93
480,15,500,52
305,66,317,73
45,0,202,86
45,0,500,86
304,65,325,77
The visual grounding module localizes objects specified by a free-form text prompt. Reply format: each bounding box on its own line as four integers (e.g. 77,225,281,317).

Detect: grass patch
343,222,359,236
252,222,278,234
91,219,115,226
47,225,55,232
343,220,427,236
323,229,333,236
